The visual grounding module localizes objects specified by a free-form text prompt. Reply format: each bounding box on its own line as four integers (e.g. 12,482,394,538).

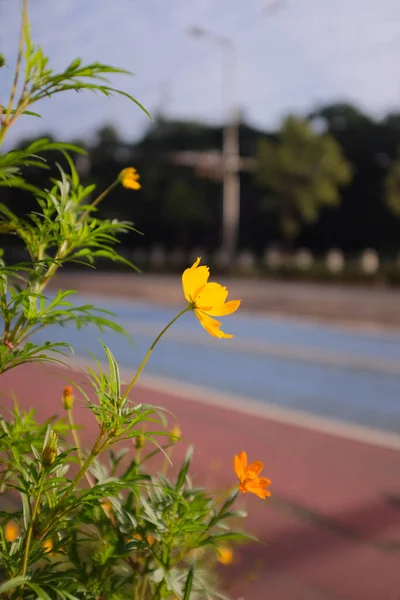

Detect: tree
161,177,211,247
384,150,400,217
255,116,352,249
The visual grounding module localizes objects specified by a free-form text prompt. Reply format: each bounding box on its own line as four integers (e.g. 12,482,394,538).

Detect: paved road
32,293,400,436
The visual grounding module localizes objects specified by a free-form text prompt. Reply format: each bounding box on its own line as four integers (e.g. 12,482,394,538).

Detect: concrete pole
221,40,240,268
188,27,241,268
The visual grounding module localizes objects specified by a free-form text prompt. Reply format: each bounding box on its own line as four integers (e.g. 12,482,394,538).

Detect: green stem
78,180,119,223
121,307,191,401
210,485,238,512
21,472,44,578
67,408,95,488
0,0,28,147
61,433,106,504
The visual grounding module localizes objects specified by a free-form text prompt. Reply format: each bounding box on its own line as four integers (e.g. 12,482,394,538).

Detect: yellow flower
182,257,240,339
234,451,271,500
42,431,58,466
42,539,53,554
62,385,74,410
119,167,141,190
4,521,19,542
170,424,182,442
218,547,233,565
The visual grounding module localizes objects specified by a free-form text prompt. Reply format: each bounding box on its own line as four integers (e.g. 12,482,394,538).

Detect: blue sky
1,0,400,146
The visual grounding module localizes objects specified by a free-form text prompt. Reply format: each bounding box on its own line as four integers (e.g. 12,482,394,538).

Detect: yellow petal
182,258,210,303
195,310,233,339
196,282,228,311
233,451,247,481
123,178,141,190
206,299,241,317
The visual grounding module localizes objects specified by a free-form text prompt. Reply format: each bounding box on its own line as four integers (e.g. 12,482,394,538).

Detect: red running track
2,362,400,600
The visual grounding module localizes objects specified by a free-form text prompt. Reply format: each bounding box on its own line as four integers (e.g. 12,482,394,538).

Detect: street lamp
188,26,240,268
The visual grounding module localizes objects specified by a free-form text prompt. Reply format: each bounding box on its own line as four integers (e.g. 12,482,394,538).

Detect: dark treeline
4,101,400,258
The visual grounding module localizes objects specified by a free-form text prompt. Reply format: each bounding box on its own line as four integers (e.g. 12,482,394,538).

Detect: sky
1,0,400,146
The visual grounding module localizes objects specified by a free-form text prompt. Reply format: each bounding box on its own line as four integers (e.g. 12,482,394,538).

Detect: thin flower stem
21,472,45,578
61,433,107,505
121,307,191,401
67,408,95,488
161,447,173,476
0,0,28,147
78,180,119,223
210,485,238,511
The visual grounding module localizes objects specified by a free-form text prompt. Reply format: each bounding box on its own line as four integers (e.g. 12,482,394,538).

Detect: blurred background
2,1,400,598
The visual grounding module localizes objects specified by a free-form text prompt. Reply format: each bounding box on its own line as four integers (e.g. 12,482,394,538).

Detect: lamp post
188,26,240,268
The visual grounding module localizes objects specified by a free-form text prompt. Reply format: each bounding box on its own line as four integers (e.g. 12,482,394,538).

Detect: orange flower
234,451,271,500
4,521,19,542
119,167,141,190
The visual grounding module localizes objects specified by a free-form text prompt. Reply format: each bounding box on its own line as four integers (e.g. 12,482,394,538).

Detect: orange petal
234,451,247,482
182,258,209,303
195,310,233,339
257,477,271,488
244,480,271,499
247,460,264,478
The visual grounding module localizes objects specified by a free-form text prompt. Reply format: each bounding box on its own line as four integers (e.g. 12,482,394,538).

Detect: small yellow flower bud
101,499,113,517
4,521,19,542
170,424,182,442
146,534,155,546
217,547,233,565
62,386,74,410
42,431,58,466
135,434,145,450
118,167,141,190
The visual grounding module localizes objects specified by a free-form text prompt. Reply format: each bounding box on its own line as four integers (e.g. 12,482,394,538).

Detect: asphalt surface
32,292,400,437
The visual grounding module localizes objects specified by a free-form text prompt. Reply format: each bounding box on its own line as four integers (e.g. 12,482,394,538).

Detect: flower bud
170,424,182,442
118,167,141,190
217,546,233,565
135,434,145,449
62,386,74,410
42,539,53,554
4,521,19,542
42,431,58,466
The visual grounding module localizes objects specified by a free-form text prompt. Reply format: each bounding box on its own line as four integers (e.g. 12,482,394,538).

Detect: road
32,292,400,438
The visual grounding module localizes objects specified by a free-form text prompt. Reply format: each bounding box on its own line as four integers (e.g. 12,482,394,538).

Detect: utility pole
188,26,240,268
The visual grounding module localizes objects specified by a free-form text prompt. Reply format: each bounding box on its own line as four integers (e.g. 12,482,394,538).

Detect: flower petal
182,258,209,303
234,451,247,482
195,310,233,339
196,282,228,311
257,477,271,488
244,480,271,499
123,178,141,190
206,299,241,317
247,460,264,478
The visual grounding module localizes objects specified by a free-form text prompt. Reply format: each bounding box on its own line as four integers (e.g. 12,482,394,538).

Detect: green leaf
176,445,194,492
182,561,195,600
0,576,29,593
